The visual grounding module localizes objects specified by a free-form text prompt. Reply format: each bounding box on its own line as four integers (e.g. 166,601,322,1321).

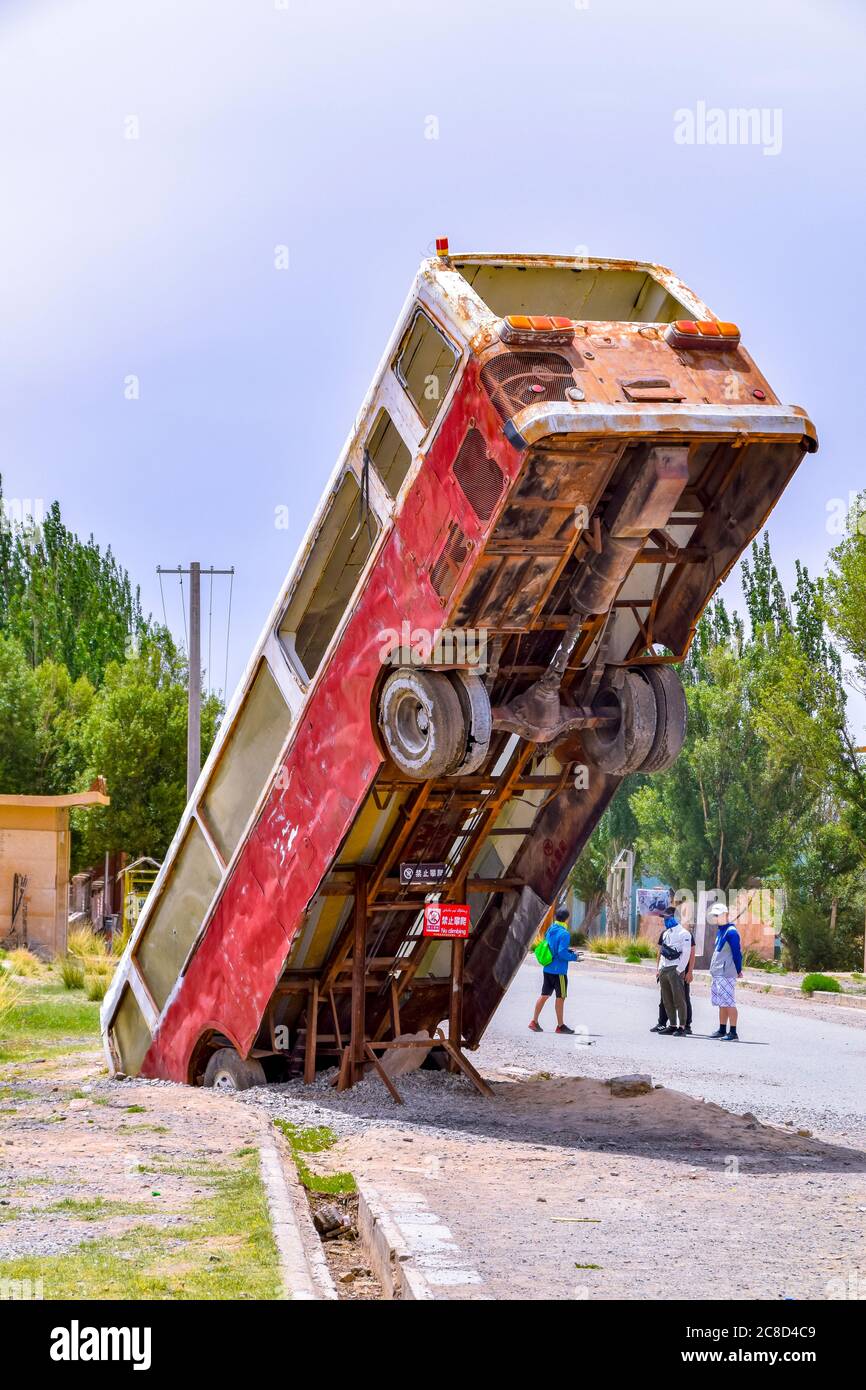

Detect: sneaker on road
722,1029,739,1041
710,1026,727,1038
671,1027,686,1036
528,1020,543,1032
649,1024,666,1033
555,1024,575,1035
684,1026,693,1035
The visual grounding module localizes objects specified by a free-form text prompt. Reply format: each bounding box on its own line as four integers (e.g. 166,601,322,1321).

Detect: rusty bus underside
259,422,809,1089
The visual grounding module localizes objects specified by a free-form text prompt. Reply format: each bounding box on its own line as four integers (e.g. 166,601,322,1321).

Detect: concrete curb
579,955,866,1013
356,1180,434,1301
259,1137,338,1301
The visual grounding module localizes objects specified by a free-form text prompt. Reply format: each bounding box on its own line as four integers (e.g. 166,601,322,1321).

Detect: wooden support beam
447,937,465,1072
303,980,318,1086
363,1043,404,1105
349,866,369,1085
390,978,402,1036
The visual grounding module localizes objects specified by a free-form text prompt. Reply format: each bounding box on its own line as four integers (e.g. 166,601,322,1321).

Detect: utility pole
157,563,234,800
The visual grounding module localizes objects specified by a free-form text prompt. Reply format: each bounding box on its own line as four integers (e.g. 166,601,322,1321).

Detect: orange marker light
499,314,575,346
665,319,741,351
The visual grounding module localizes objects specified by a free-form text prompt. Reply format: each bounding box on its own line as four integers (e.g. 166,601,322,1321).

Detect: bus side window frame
392,304,461,432
274,460,388,692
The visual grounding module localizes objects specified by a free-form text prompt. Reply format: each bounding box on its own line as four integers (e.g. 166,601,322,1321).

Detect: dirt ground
295,1070,866,1301
0,1048,281,1296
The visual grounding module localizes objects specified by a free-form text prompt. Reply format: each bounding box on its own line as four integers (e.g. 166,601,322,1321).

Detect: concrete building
0,789,110,957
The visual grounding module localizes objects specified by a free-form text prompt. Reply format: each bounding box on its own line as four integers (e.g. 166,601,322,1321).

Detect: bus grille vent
479,351,578,420
452,428,505,522
431,523,469,600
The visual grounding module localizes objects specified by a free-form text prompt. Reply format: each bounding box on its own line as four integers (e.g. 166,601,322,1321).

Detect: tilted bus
102,248,817,1089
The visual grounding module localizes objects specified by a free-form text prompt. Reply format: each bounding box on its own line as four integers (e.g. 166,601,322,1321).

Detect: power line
207,566,214,695
178,569,188,651
157,563,235,799
223,568,234,700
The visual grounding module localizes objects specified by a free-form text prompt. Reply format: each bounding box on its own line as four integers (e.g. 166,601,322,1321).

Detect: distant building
0,789,110,957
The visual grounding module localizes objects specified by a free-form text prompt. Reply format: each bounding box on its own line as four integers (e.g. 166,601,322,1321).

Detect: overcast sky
1,0,864,727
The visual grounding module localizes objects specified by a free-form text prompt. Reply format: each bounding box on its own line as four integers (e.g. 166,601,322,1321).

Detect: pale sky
1,0,864,726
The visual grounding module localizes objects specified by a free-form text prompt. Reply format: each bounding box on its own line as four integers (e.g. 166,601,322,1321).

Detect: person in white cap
707,901,743,1040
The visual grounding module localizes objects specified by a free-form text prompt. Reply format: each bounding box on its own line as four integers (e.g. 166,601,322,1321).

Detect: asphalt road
475,961,866,1145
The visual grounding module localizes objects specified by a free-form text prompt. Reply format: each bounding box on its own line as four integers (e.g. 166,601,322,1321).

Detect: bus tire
448,670,492,775
582,671,656,776
203,1047,266,1092
378,668,466,780
639,666,687,772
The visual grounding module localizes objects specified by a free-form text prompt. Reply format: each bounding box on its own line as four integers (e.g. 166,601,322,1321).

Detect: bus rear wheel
378,668,466,780
581,671,657,776
639,666,687,772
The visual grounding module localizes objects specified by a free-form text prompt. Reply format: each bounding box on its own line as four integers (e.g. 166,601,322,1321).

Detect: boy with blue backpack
529,907,579,1034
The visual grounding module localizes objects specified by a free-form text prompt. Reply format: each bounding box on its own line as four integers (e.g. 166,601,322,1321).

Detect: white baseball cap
707,902,729,921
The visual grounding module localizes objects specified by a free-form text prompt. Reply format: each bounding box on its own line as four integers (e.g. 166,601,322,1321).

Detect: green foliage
588,935,654,958
0,488,222,865
273,1119,357,1194
569,775,645,933
0,481,145,684
71,630,221,866
822,493,866,685
630,537,848,896
59,958,86,991
85,974,108,1002
0,633,41,791
801,972,842,994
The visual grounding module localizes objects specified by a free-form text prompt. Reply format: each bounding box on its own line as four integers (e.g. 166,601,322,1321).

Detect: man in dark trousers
529,908,578,1035
651,914,696,1034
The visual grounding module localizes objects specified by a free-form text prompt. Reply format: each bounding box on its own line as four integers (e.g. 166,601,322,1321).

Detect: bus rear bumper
503,401,818,452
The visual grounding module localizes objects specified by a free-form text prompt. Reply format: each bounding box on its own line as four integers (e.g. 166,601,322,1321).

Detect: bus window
278,472,381,684
367,408,413,499
394,308,459,427
201,661,292,864
133,820,221,1011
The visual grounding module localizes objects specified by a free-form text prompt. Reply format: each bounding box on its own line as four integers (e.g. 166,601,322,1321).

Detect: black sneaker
722,1029,739,1041
684,1026,692,1035
671,1027,685,1036
555,1024,575,1035
650,1024,666,1033
528,1020,543,1032
710,1026,727,1038
662,1025,677,1035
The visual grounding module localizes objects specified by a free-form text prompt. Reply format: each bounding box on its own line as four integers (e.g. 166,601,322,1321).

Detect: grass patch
802,973,842,995
0,1152,280,1299
274,1120,356,1195
66,925,109,959
0,974,23,1032
589,935,655,959
3,949,46,977
42,1197,158,1222
124,1104,147,1114
59,958,86,991
0,977,101,1061
85,975,108,1002
574,1262,602,1270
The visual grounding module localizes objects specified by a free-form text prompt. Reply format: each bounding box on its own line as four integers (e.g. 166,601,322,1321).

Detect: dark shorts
541,972,568,999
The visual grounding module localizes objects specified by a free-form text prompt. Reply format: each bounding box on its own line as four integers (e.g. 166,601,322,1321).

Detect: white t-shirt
659,923,692,975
